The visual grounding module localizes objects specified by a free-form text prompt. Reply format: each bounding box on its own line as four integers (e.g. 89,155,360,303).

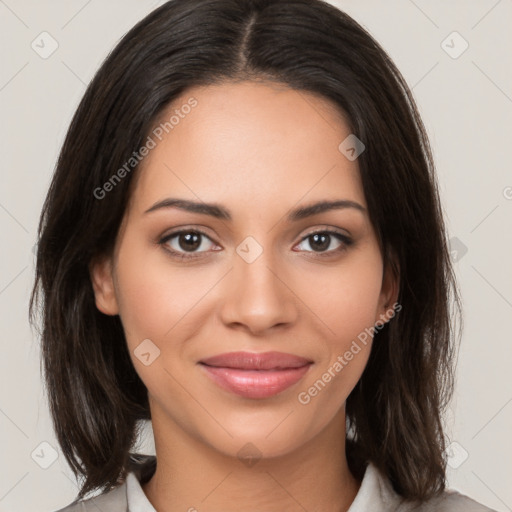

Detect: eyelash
158,227,353,261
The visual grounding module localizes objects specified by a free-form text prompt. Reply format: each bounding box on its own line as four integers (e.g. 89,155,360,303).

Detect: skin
90,80,399,512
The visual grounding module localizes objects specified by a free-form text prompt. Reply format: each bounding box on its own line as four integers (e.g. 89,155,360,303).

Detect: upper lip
200,351,313,370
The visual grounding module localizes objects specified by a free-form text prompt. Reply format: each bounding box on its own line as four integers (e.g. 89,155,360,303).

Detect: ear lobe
89,255,119,316
376,255,400,326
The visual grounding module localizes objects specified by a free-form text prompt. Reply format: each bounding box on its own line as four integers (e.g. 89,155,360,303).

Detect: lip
199,351,313,399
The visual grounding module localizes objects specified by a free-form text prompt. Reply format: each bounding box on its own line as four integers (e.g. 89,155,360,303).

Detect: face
91,80,398,460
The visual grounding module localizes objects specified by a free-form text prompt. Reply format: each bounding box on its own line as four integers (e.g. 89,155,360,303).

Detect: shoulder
401,489,498,512
52,482,127,512
364,463,497,512
53,453,155,512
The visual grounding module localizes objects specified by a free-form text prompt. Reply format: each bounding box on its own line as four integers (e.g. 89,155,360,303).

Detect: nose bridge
219,236,298,333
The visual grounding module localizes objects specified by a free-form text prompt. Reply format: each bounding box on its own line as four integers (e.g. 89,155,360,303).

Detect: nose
218,247,299,336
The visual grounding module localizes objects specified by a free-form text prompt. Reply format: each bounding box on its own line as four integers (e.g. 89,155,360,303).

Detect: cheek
294,253,382,411
113,238,214,404
114,235,214,345
302,252,384,347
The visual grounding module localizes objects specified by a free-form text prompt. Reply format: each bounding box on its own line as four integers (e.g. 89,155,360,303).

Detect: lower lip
200,364,311,399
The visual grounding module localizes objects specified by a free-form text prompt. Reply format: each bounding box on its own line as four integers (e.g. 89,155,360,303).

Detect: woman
30,0,496,511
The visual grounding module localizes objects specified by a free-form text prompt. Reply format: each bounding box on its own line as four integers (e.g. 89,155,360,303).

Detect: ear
89,254,119,315
375,252,400,326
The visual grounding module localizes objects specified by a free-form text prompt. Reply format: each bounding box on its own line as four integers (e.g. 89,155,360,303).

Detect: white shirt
124,461,497,512
126,470,157,511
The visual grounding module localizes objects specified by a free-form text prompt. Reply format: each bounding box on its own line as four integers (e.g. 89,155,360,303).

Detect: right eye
159,229,220,260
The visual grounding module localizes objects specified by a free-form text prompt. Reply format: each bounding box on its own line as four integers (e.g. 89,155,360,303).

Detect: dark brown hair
29,0,461,502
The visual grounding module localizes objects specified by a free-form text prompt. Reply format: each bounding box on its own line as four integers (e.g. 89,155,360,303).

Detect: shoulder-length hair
30,0,461,501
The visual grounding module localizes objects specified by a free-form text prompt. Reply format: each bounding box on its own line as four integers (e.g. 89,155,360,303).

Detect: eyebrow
144,197,366,221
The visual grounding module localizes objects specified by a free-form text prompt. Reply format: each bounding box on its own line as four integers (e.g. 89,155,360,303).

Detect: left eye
295,231,351,254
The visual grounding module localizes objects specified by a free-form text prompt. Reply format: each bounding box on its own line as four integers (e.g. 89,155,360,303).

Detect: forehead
130,80,365,216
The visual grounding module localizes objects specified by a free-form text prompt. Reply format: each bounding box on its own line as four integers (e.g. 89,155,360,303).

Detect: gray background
0,1,511,511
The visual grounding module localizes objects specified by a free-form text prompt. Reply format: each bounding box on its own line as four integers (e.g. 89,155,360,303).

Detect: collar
125,455,405,512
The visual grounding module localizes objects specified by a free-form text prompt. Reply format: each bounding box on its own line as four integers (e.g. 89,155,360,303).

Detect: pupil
179,232,201,251
311,233,329,251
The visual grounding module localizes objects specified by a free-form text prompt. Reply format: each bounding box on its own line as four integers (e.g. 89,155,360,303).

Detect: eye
295,230,353,257
159,229,219,260
158,227,353,261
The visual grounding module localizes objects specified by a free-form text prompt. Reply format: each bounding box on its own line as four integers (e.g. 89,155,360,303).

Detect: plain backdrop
0,1,511,511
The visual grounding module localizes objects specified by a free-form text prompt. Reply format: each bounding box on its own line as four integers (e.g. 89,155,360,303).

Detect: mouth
199,351,313,399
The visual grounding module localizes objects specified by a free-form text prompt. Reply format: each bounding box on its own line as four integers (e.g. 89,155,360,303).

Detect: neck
142,406,361,512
